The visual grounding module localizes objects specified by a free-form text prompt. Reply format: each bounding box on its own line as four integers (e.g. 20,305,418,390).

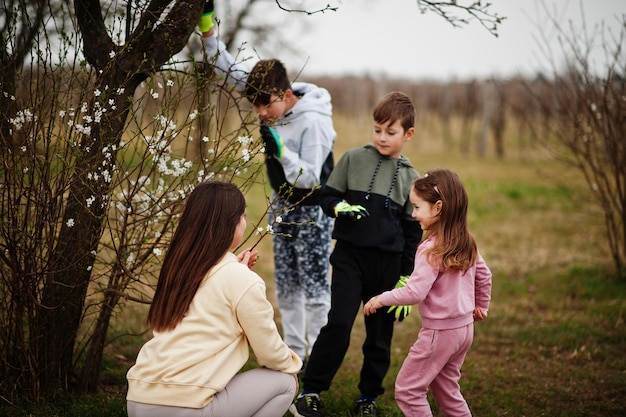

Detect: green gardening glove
259,124,285,158
334,200,370,220
387,275,412,321
198,0,215,33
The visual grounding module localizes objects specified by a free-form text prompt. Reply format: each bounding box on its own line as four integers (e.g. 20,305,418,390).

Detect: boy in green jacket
291,91,423,417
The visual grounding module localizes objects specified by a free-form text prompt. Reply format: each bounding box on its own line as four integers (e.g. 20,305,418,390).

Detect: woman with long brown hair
127,181,301,417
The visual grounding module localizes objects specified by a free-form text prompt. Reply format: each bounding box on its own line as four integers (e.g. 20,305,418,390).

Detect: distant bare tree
529,5,625,276
489,79,507,158
459,79,479,154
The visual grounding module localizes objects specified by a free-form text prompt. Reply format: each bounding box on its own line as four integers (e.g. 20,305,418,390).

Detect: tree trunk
80,281,122,391
38,72,135,390
32,0,204,393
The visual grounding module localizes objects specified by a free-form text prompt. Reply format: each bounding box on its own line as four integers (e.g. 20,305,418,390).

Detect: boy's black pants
302,240,401,397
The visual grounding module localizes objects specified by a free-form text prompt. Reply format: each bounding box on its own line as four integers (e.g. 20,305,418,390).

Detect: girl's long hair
147,181,246,331
413,169,477,272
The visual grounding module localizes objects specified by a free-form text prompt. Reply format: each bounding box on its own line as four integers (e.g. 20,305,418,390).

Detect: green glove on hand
260,124,285,158
198,0,215,33
334,200,370,220
387,275,412,321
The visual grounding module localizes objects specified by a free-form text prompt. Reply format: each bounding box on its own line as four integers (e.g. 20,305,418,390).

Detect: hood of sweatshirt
282,82,333,122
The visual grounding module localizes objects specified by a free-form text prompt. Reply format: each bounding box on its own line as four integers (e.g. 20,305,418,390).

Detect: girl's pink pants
395,323,474,417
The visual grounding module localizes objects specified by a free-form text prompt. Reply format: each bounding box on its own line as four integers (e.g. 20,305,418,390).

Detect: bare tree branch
417,0,506,37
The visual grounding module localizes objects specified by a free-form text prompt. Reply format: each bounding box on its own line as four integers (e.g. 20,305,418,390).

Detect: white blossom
9,109,36,130
66,218,75,227
238,135,253,145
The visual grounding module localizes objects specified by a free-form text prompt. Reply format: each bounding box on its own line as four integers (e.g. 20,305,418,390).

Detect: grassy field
4,113,625,417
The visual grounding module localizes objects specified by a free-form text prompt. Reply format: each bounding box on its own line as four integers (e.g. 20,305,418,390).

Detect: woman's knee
285,373,298,396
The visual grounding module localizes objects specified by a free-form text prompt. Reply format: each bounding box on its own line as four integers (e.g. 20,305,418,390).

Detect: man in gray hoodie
199,1,336,372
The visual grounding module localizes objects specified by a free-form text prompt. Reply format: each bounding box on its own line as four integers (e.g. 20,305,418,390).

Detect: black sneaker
355,399,377,416
289,393,322,417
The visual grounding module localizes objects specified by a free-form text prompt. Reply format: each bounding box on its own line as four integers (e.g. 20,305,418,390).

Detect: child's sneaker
289,393,322,417
355,398,377,416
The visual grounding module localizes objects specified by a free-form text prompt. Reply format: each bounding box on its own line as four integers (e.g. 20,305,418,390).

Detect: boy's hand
334,200,369,220
387,275,412,321
198,0,215,33
260,125,285,158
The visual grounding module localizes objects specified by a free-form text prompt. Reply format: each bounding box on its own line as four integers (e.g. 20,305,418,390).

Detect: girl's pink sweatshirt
378,236,492,330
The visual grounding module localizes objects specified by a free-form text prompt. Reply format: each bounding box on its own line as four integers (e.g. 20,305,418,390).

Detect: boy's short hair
373,91,415,132
245,59,291,106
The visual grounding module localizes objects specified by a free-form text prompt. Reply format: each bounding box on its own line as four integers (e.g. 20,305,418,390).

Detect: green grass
297,269,626,417
3,113,625,416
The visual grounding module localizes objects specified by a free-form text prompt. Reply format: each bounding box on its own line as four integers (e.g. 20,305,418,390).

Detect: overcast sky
255,0,626,81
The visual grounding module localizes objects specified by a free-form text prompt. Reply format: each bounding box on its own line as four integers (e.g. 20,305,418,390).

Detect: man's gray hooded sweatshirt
202,35,335,205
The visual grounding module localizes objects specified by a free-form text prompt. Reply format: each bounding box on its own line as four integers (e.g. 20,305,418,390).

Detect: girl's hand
363,296,383,316
237,248,259,269
473,307,488,321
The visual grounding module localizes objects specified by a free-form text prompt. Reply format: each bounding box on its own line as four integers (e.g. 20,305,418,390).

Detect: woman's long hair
147,181,246,331
413,169,477,272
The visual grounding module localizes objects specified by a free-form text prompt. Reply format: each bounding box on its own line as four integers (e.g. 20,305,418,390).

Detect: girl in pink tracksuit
364,168,492,417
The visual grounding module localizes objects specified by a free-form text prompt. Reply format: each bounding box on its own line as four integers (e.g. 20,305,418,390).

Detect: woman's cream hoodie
126,252,302,408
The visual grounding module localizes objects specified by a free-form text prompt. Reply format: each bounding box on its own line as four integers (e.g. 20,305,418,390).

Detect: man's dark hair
245,59,291,106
